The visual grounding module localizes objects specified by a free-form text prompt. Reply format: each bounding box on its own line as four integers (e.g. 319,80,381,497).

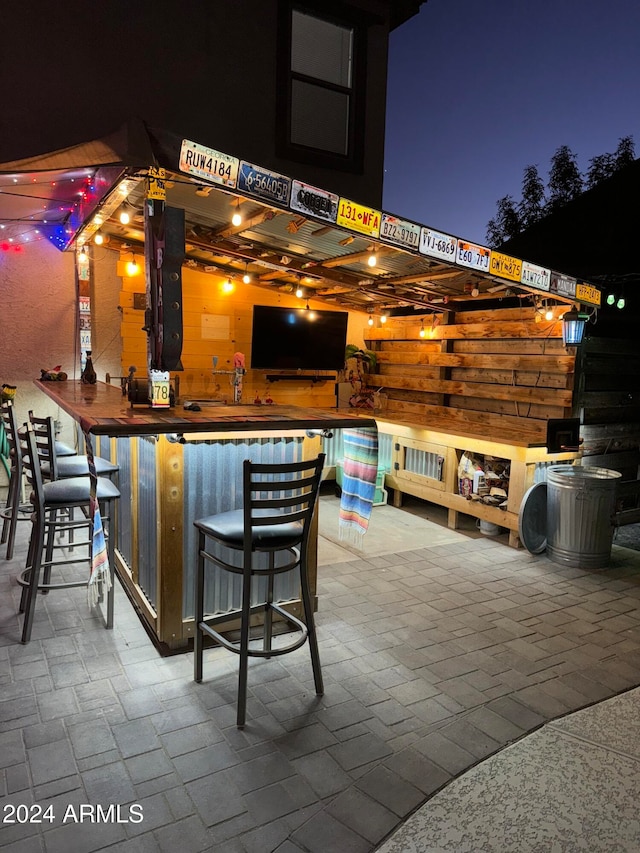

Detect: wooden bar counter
35,380,375,650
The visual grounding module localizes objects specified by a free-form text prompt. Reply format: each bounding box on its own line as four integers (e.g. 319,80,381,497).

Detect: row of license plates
178,139,597,304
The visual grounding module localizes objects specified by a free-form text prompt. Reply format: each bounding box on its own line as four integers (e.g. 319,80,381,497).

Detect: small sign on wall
202,314,230,340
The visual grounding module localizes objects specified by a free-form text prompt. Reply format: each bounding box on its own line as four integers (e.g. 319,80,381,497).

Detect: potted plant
344,344,377,375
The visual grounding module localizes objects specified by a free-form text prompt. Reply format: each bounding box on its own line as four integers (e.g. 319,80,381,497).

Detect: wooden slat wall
366,306,576,443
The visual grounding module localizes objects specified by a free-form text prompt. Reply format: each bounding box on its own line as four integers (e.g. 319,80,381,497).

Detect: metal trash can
546,465,621,569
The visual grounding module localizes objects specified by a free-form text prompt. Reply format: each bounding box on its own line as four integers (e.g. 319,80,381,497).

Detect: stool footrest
200,601,309,658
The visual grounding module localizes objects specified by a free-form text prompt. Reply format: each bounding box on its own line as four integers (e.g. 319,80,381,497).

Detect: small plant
344,345,377,373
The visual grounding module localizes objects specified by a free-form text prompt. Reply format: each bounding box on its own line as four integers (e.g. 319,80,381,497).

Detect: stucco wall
1,241,79,461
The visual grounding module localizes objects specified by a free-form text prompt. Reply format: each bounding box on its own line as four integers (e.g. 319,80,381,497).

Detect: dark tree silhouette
586,152,615,189
486,136,635,240
486,195,521,247
518,165,546,229
613,135,635,169
547,145,583,212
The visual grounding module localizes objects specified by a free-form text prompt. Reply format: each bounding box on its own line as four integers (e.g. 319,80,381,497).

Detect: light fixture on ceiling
296,284,304,299
77,245,88,264
119,206,131,225
94,233,104,245
617,296,626,309
367,248,377,267
419,318,426,338
380,311,387,324
222,277,235,294
606,293,615,306
242,263,251,284
368,314,374,327
126,253,139,276
231,199,242,227
544,302,554,321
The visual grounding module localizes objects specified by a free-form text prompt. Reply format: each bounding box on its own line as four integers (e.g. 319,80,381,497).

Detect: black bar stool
17,422,121,644
28,412,118,480
193,454,325,728
0,401,31,560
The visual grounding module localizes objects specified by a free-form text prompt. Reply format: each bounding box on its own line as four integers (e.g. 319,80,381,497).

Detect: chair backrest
1,400,21,477
19,422,46,515
27,411,58,481
242,453,326,556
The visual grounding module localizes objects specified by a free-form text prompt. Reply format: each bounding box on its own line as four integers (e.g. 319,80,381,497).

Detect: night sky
383,0,640,245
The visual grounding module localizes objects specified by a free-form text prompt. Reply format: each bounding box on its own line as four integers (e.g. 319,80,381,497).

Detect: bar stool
0,401,31,560
28,412,118,480
193,454,326,728
17,422,121,644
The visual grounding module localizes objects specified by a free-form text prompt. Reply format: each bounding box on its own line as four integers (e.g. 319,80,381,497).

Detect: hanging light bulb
617,296,626,309
126,254,139,276
380,312,387,324
545,306,554,321
367,249,377,267
222,278,235,294
419,319,426,338
242,263,251,284
231,199,242,227
296,285,304,299
94,233,104,245
77,245,88,264
606,293,616,306
119,207,131,225
368,314,374,327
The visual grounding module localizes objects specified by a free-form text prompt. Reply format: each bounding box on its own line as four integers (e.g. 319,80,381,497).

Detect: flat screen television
250,305,348,371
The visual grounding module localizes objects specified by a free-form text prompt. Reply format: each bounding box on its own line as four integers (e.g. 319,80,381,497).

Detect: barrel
546,465,621,569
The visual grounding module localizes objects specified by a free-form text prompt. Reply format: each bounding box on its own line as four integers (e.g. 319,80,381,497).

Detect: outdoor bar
34,379,375,649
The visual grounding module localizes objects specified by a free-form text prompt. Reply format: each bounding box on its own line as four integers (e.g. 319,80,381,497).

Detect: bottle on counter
81,351,97,384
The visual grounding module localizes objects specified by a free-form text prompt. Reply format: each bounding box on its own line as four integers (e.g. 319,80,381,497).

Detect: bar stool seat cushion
54,441,76,457
41,457,119,479
195,509,302,550
42,476,121,505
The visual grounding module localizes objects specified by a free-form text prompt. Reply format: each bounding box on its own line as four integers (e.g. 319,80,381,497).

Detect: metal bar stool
1,401,32,560
194,454,326,728
17,422,120,644
28,412,117,480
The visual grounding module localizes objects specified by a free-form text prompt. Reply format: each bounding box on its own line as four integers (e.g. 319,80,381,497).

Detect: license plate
179,140,238,187
290,181,338,222
575,282,600,306
520,261,550,291
238,162,291,205
419,227,457,261
550,273,576,298
380,214,420,250
457,240,491,271
489,250,522,282
336,198,381,237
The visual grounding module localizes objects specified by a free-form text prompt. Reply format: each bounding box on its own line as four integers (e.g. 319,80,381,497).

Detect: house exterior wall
0,0,415,208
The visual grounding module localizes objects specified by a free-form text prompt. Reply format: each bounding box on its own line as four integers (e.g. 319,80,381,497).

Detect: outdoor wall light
561,308,589,346
126,254,139,276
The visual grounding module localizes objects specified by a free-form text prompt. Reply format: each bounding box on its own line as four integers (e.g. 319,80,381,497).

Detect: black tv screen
250,305,348,371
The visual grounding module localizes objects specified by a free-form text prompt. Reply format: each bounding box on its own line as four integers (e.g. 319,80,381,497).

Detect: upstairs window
278,2,366,171
290,10,353,156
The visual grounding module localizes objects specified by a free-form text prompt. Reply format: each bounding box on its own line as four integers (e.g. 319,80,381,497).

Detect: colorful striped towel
84,431,112,607
339,426,379,543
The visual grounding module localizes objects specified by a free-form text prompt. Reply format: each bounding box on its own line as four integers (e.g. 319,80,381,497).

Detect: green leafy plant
344,345,377,373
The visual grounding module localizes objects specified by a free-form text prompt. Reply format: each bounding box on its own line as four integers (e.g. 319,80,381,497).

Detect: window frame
276,0,368,173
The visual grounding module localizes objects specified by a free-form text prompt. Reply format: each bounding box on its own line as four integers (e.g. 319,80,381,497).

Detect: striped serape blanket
339,426,379,543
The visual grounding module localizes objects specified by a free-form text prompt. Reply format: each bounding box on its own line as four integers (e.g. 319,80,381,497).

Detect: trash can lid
518,481,547,554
